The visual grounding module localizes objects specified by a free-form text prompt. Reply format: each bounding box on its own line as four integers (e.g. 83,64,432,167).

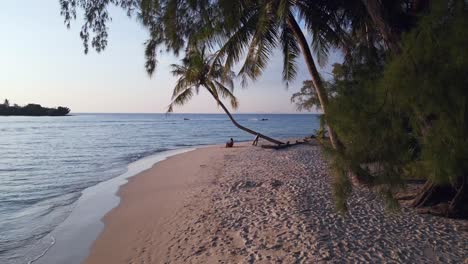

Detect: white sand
85,142,468,263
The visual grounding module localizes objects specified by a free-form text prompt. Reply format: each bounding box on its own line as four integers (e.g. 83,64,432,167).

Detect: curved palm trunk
287,14,341,150
205,88,284,145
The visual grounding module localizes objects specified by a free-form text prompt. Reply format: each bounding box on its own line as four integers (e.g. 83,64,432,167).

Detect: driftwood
261,140,306,150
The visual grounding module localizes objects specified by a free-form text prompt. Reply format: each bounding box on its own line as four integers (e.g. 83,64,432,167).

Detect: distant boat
184,118,190,120
260,118,269,121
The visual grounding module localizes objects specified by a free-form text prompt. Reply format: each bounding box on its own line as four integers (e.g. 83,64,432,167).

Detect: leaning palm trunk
205,88,284,145
287,15,341,150
288,14,374,187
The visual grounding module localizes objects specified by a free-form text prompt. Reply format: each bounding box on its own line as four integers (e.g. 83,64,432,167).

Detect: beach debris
230,180,262,192
243,180,259,188
270,179,283,188
261,141,304,149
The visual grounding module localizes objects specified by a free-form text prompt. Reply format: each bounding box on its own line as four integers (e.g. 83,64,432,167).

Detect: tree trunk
361,0,401,52
205,87,284,145
287,14,342,150
411,175,468,219
449,175,467,216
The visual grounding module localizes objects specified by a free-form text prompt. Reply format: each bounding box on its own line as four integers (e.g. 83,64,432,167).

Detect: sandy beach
85,142,467,263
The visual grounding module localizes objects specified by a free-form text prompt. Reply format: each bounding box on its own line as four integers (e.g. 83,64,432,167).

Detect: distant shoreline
0,101,70,116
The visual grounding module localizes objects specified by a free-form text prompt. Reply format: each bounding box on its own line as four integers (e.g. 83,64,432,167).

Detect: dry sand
85,142,467,264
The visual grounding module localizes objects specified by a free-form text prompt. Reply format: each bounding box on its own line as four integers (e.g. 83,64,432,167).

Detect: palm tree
57,0,412,149
211,0,347,149
168,47,284,145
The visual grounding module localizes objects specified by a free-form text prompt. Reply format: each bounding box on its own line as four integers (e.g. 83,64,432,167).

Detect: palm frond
171,77,191,99
238,3,279,86
170,64,188,76
311,30,331,68
167,87,194,113
211,7,259,77
296,1,345,67
281,19,300,86
276,0,292,21
214,80,239,109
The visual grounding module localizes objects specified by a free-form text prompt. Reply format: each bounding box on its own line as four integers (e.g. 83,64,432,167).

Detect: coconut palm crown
168,47,238,113
169,47,284,145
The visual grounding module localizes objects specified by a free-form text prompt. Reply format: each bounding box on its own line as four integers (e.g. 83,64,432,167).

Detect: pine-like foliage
326,0,468,213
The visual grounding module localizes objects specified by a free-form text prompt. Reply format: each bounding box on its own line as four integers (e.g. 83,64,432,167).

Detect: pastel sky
0,1,341,113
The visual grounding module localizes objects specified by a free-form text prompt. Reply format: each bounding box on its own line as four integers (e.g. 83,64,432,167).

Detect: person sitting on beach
226,138,234,148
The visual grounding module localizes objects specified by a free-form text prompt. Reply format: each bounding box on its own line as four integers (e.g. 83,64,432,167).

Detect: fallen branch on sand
261,140,306,150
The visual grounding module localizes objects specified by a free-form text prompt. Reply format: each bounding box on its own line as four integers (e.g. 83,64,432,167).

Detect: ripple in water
0,113,319,263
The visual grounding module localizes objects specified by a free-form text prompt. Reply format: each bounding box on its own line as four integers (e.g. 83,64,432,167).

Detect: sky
0,1,341,113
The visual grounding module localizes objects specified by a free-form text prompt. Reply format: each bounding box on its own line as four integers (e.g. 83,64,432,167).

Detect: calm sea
0,113,319,263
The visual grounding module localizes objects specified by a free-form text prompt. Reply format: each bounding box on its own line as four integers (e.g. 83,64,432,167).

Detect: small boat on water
260,118,269,121
184,118,190,120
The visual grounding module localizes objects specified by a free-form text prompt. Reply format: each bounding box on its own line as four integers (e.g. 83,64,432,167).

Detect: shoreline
0,114,321,264
83,142,467,263
84,145,226,263
32,148,196,264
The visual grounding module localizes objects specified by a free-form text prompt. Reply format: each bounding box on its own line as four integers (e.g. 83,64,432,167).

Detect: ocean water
0,113,319,263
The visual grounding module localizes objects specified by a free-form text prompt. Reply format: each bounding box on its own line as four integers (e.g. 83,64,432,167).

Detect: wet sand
85,142,467,263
